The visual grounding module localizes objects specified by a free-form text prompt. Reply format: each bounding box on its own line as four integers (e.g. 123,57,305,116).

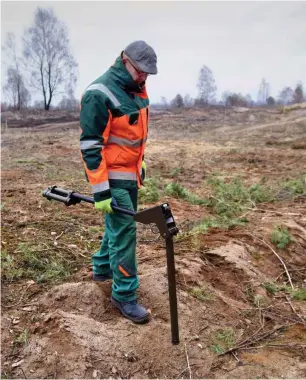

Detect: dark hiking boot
92,270,113,282
111,296,151,324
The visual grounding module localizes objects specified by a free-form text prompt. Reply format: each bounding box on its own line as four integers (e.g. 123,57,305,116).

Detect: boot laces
126,300,137,306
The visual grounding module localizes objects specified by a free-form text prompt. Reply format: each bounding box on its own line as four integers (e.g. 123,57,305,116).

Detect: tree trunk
46,63,52,111
17,87,21,111
40,63,47,110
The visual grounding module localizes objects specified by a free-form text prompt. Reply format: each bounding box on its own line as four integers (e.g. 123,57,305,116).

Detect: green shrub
165,182,208,205
138,177,160,203
270,226,293,249
282,177,306,196
206,177,274,218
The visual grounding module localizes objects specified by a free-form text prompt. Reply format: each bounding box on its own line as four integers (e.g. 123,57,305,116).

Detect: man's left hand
141,161,147,183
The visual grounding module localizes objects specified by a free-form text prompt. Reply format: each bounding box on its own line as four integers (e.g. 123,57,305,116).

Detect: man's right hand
95,198,113,213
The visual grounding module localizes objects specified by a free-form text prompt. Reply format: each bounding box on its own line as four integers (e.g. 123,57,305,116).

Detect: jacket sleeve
80,91,112,202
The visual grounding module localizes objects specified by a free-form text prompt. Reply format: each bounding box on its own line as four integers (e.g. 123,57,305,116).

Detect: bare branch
22,6,78,110
196,65,217,105
248,233,294,289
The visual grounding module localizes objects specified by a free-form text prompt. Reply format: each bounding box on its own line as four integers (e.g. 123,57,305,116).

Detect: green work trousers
92,187,139,302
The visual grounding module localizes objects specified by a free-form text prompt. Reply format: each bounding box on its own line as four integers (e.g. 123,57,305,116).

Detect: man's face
124,57,148,84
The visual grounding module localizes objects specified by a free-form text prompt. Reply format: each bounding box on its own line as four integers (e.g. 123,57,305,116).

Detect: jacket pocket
104,144,122,166
128,111,139,126
111,146,140,168
118,260,136,277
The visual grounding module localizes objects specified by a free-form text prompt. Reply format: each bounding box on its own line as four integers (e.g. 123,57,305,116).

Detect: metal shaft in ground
166,237,179,344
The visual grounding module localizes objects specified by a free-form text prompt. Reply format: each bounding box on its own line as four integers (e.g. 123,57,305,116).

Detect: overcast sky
1,1,306,104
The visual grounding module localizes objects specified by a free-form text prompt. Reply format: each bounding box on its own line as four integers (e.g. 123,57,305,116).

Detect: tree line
164,67,305,109
2,7,305,112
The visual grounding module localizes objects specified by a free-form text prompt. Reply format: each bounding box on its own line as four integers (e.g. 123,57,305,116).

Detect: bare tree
267,96,275,106
221,91,231,106
1,102,9,112
58,90,79,110
293,83,304,103
2,33,29,110
226,93,248,107
3,67,20,108
20,84,31,108
222,93,252,107
171,94,184,108
3,67,31,109
257,78,270,105
245,94,253,107
33,100,45,109
184,94,193,107
160,96,168,108
196,65,217,105
23,7,78,110
278,86,294,105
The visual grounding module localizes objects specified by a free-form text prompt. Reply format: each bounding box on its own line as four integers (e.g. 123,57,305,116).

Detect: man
80,41,157,324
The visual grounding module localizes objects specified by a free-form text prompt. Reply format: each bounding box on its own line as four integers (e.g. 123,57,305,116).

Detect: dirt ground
1,106,306,379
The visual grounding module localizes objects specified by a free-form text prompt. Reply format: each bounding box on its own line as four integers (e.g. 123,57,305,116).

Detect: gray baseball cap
124,40,158,75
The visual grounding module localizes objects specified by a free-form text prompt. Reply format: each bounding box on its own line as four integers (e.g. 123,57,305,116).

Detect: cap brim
138,63,158,75
148,67,158,75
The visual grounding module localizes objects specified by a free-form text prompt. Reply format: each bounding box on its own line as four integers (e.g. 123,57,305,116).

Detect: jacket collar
110,54,146,94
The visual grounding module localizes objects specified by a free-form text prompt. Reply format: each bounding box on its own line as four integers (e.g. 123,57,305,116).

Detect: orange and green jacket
80,55,149,202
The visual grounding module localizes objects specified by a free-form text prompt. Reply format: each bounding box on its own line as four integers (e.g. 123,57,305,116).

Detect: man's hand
141,161,147,182
95,198,113,213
